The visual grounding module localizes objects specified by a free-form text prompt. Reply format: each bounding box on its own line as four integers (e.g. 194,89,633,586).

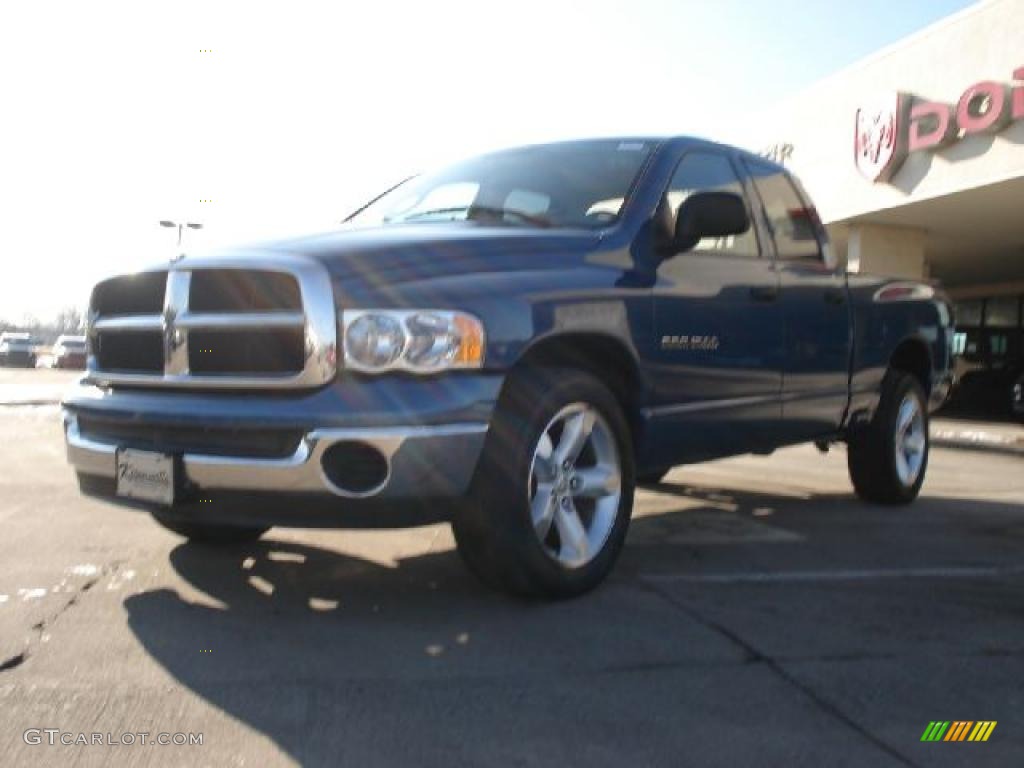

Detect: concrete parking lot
1,386,1022,766
0,368,81,406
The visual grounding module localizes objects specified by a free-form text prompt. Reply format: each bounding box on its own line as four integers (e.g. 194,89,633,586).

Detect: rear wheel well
510,334,643,447
889,339,931,395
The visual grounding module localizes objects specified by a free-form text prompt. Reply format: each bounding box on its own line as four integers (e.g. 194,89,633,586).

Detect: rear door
745,160,852,441
646,150,784,462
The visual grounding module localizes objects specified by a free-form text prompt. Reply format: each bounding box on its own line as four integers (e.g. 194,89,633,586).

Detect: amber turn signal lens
452,313,485,367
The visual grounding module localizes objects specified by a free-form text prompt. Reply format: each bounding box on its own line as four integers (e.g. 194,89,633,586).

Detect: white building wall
847,224,928,279
745,0,1024,228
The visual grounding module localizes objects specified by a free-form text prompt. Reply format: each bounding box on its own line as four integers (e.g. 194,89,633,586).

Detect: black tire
151,512,269,545
453,367,635,599
847,371,929,505
637,468,670,485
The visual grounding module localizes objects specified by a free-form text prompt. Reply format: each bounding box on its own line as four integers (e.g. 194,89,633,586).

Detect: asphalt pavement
1,377,1023,767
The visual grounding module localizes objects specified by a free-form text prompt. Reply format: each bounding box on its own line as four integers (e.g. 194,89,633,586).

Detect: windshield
346,139,655,230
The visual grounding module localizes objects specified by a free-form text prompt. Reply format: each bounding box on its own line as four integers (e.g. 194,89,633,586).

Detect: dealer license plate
116,449,175,505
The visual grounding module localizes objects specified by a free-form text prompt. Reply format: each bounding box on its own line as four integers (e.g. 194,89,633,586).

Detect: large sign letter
957,81,1012,135
908,102,956,152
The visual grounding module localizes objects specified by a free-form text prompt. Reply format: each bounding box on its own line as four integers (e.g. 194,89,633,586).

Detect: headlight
345,313,406,369
341,309,485,373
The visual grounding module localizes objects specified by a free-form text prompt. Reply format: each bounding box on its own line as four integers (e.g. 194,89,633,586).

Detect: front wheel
453,367,635,599
151,512,269,545
847,372,929,504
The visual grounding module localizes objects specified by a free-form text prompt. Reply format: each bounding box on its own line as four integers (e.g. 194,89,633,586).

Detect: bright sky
0,0,976,321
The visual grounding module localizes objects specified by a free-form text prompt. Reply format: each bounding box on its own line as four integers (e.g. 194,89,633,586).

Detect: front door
645,150,784,464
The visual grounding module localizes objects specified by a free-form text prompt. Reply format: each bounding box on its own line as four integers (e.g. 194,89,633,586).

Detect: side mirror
671,191,750,253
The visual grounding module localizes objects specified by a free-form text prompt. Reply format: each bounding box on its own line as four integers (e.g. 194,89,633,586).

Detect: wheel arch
509,332,645,451
888,336,933,396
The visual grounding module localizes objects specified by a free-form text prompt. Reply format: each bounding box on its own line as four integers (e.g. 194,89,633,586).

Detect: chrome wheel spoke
904,430,925,455
572,465,620,499
895,450,911,483
533,432,557,481
554,500,588,567
554,410,595,466
531,483,556,539
893,393,925,487
897,401,917,433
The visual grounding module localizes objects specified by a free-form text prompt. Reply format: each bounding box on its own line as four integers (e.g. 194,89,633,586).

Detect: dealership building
751,0,1023,399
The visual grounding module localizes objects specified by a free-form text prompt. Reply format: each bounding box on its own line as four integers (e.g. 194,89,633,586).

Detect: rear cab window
745,159,828,265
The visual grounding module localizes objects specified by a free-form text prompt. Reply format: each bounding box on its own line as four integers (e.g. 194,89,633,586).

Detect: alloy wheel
527,402,622,568
894,393,926,487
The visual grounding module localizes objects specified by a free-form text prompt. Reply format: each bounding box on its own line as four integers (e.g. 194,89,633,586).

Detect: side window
746,161,822,261
663,152,758,258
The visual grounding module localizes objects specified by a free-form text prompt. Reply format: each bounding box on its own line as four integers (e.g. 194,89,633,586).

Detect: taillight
873,283,936,302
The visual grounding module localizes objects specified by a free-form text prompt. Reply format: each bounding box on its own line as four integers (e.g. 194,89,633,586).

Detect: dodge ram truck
63,137,955,598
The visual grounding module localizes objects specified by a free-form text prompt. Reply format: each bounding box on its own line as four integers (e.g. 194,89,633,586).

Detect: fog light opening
319,441,390,497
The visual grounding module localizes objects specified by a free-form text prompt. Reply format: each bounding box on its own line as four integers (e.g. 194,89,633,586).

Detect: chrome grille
189,269,302,312
86,254,337,389
92,271,168,316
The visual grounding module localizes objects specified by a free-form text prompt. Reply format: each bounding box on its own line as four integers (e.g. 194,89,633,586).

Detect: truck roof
518,135,786,174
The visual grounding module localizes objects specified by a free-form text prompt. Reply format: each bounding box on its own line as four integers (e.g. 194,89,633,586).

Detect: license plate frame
116,448,175,505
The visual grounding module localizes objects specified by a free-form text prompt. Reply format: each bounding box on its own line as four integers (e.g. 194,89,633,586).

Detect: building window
955,300,983,327
989,335,1008,357
984,296,1021,328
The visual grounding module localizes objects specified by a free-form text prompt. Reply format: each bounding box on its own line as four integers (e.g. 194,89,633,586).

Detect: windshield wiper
396,206,550,227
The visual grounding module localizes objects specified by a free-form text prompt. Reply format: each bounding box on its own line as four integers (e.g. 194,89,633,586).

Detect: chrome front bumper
64,413,488,500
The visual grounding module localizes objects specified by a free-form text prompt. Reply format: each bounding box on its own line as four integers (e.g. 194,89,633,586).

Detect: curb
931,432,1024,457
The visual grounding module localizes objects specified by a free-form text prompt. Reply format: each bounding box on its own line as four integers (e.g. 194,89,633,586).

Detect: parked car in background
0,332,39,367
949,293,1023,417
50,335,87,369
63,137,955,598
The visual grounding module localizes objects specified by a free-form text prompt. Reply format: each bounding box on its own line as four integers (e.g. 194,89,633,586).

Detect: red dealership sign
854,93,911,182
855,66,1024,182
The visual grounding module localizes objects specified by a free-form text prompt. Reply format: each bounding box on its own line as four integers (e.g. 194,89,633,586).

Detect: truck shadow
122,484,1024,764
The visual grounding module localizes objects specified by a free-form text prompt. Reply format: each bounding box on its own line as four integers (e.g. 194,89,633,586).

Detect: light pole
159,220,203,247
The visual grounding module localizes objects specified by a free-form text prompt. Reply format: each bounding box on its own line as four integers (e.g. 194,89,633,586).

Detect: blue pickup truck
64,137,954,597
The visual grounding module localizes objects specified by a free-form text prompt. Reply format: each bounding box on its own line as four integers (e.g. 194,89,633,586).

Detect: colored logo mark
920,721,996,742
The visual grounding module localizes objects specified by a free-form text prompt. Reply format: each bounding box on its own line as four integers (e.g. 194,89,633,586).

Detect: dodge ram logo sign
855,66,1024,183
854,94,910,182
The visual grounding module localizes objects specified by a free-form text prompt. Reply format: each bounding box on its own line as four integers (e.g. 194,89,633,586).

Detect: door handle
749,285,779,302
824,288,846,305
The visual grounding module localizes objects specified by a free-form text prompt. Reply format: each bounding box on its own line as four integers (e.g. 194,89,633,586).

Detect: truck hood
255,224,602,286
